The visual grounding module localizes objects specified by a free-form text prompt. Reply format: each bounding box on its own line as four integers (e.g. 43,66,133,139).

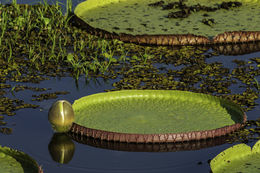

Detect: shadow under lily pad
69,132,235,152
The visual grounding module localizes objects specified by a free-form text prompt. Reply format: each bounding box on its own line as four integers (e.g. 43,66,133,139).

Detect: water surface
0,0,260,172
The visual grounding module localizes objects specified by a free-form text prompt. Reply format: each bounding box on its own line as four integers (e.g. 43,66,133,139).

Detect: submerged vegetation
0,0,259,145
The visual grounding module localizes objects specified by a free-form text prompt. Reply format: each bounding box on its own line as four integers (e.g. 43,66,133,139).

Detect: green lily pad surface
0,146,40,173
72,90,244,134
210,139,260,173
74,0,260,38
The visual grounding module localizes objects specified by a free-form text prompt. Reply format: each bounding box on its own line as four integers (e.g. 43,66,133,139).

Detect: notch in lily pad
210,139,260,173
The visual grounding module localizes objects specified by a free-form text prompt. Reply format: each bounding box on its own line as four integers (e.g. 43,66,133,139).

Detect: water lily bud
48,100,74,133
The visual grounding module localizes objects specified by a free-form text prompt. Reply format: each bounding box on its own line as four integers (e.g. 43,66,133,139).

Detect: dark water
1,71,259,173
0,76,244,173
1,0,260,173
0,0,84,13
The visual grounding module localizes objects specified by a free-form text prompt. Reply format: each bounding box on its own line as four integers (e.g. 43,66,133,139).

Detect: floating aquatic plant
74,0,260,45
0,145,43,173
47,90,247,143
210,139,260,173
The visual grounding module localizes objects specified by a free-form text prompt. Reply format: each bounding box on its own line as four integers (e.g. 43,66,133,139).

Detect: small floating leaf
0,145,41,173
210,140,260,173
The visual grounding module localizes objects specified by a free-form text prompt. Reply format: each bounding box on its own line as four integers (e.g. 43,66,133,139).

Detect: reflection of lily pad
73,0,260,45
69,132,233,152
0,146,43,173
210,139,260,173
212,41,260,55
70,90,246,143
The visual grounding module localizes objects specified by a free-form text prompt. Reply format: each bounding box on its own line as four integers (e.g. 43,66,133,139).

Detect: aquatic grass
66,0,72,15
254,78,260,91
66,53,86,80
88,55,101,74
11,0,18,12
79,40,86,51
100,45,118,72
116,43,129,62
23,7,32,38
63,13,73,29
139,48,154,64
0,11,7,47
42,0,49,13
48,1,62,21
35,3,52,32
12,15,27,41
28,46,34,61
0,47,4,60
40,52,45,65
58,36,64,58
50,32,56,60
83,66,89,79
7,41,12,64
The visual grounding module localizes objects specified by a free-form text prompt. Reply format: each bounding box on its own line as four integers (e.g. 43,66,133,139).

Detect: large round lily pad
210,139,260,173
70,90,246,143
0,146,43,173
73,0,260,45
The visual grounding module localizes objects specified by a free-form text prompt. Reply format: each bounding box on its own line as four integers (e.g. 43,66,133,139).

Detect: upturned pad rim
72,0,260,45
70,90,247,143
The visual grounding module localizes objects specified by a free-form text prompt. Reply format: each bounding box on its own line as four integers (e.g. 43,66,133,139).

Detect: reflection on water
1,0,85,13
0,62,258,172
68,132,233,153
48,131,232,165
212,41,260,56
48,133,75,164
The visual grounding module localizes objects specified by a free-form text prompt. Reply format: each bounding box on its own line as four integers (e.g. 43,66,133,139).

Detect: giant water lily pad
210,139,260,173
0,146,43,173
70,90,246,143
73,0,260,45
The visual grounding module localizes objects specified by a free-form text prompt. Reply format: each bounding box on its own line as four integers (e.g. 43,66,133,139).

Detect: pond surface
1,76,252,173
1,0,84,13
1,0,260,173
